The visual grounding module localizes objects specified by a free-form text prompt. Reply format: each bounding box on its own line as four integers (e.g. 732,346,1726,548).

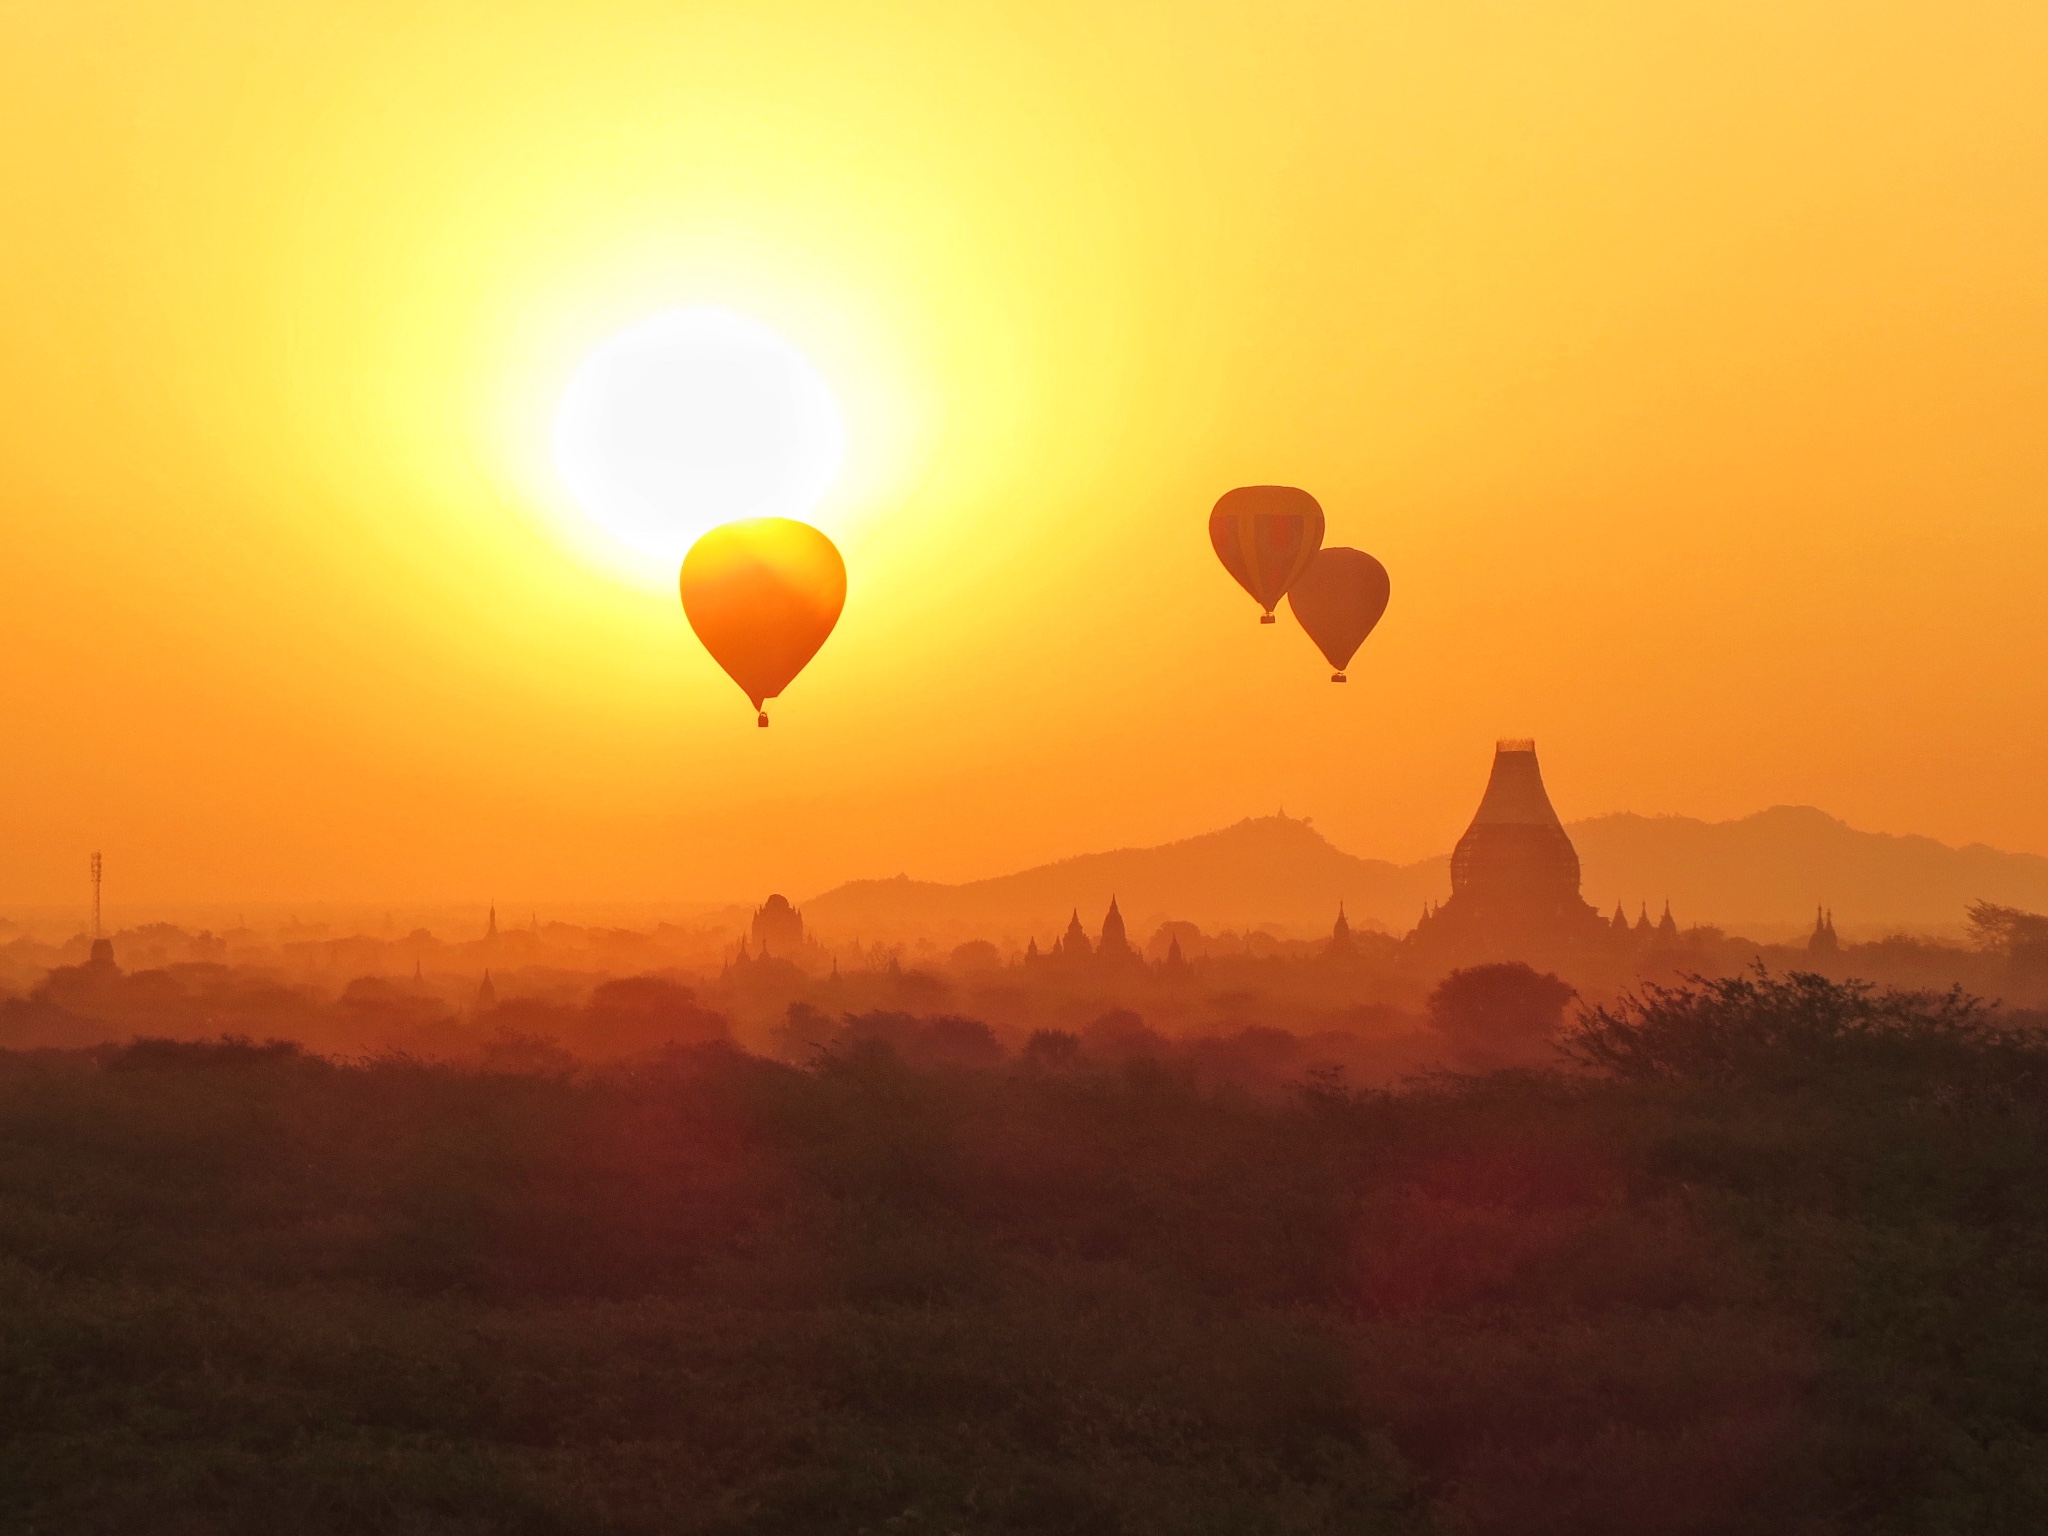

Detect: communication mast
90,851,103,941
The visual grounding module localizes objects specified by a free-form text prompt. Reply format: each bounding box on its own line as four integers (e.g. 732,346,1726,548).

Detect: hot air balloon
1209,486,1325,622
1286,546,1390,682
679,518,845,726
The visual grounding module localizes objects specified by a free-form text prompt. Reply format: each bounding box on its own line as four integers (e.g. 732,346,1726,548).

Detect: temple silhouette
1409,739,1680,966
1024,898,1144,972
726,893,830,978
750,894,807,957
1807,906,1840,954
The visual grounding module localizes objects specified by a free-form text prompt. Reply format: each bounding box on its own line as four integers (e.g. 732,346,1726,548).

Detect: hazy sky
5,1,2047,908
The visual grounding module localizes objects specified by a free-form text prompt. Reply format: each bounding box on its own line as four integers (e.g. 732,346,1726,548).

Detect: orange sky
4,1,2047,911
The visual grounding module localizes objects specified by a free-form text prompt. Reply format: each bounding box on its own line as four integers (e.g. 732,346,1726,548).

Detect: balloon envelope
680,518,845,717
1209,486,1324,619
1287,546,1390,677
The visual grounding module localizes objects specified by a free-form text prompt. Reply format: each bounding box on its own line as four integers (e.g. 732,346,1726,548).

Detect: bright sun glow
551,307,846,569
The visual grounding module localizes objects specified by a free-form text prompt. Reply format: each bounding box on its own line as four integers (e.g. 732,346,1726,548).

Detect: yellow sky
4,0,2047,909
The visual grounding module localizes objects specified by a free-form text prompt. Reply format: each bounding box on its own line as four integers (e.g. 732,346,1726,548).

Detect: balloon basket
757,712,770,728
1259,612,1276,624
1331,673,1347,683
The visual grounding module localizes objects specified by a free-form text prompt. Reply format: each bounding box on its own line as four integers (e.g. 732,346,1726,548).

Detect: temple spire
1808,905,1840,955
1062,908,1091,959
1099,897,1131,958
1326,903,1356,957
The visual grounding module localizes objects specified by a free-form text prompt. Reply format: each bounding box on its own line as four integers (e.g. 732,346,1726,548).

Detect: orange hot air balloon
1287,547,1390,682
1209,486,1325,622
679,518,845,726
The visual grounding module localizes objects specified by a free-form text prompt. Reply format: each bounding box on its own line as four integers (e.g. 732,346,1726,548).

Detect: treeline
3,971,2046,1532
1,957,1494,1082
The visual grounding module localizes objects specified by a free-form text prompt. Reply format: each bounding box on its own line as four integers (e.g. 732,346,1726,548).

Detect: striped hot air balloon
1208,486,1324,622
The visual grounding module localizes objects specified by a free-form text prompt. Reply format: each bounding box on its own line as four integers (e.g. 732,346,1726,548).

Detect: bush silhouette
1023,1027,1081,1066
5,974,2048,1532
1563,964,2032,1089
1426,962,1577,1068
585,976,729,1053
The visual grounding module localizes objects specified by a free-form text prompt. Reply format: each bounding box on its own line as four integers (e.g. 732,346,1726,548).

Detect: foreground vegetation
3,971,2046,1534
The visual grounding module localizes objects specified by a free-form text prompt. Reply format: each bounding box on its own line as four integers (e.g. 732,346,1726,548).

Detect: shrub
1562,965,2039,1089
586,976,729,1052
1426,963,1576,1069
105,1034,307,1072
1022,1028,1081,1066
1082,1008,1166,1061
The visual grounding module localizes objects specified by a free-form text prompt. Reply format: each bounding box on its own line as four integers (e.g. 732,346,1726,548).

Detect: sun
550,307,846,571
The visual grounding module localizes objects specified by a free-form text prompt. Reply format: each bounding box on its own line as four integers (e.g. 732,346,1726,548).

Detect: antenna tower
90,852,103,941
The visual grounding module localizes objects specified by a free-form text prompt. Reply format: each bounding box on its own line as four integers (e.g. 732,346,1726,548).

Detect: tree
1425,963,1576,1069
1561,965,2014,1088
586,976,728,1052
1966,901,2048,967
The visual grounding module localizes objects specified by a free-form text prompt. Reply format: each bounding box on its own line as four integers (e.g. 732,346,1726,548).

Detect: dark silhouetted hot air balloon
1287,546,1390,682
1209,486,1324,622
679,518,845,726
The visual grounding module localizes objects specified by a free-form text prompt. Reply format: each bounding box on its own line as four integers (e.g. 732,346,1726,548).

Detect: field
4,973,2046,1534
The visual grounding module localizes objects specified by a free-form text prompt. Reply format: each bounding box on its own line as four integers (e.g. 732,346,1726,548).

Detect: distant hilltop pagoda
1410,739,1607,962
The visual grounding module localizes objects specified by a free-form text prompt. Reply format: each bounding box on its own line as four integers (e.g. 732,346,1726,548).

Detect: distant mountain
801,806,2048,946
1568,806,2048,937
802,816,1433,945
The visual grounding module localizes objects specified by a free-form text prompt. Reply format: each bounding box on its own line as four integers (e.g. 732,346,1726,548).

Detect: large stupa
1409,739,1607,962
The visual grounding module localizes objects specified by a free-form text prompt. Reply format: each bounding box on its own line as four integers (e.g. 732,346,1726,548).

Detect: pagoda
1409,739,1606,963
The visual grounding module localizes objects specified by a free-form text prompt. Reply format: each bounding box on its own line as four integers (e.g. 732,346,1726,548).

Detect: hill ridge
800,808,2048,944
